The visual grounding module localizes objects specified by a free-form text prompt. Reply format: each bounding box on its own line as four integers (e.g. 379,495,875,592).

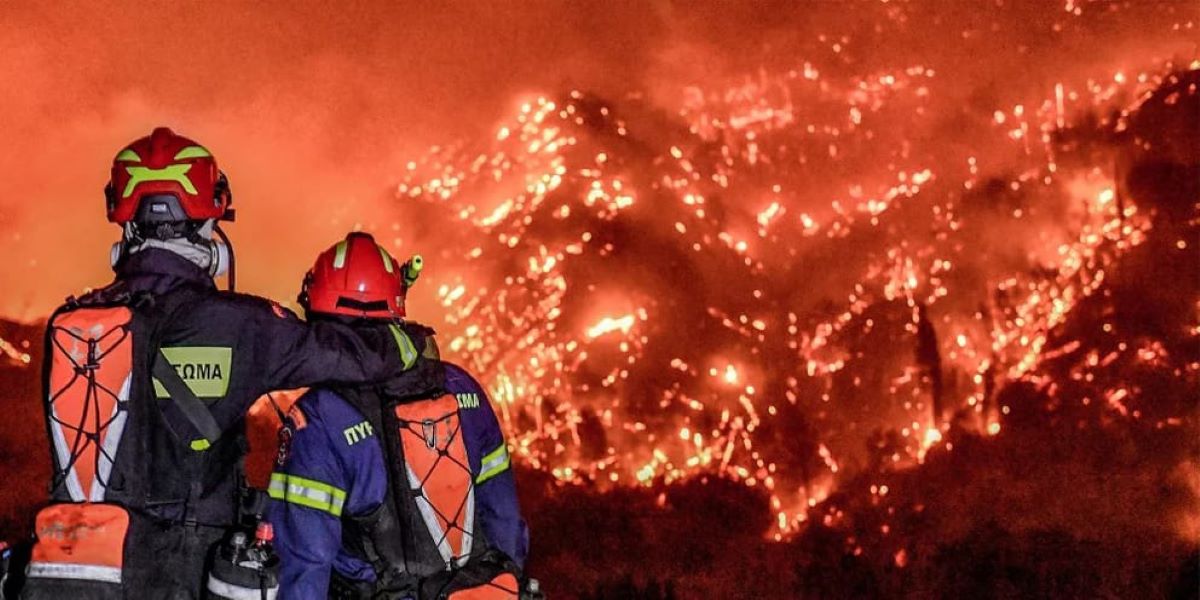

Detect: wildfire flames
1,2,1198,594
386,28,1198,545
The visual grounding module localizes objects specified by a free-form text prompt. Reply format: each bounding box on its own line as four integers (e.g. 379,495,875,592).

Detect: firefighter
268,232,534,600
22,128,441,600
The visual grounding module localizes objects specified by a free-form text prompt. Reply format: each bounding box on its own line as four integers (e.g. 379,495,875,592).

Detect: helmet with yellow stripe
299,232,420,319
104,127,232,224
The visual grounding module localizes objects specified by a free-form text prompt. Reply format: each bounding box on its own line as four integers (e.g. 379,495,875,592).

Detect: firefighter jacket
28,248,432,599
268,362,529,600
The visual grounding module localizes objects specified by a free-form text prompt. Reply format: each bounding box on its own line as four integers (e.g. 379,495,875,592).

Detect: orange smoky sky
0,0,702,320
0,1,1191,322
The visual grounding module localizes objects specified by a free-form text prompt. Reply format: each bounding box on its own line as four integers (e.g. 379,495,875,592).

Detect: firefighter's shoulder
401,320,437,340
201,290,302,323
294,388,374,448
443,362,492,412
442,361,483,395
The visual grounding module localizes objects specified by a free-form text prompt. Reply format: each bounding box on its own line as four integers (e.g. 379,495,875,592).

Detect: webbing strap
152,350,222,446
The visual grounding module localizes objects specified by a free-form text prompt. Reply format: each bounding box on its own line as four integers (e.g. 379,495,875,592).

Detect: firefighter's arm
468,393,530,570
267,396,353,600
246,299,428,391
267,408,345,600
474,453,529,571
267,391,388,599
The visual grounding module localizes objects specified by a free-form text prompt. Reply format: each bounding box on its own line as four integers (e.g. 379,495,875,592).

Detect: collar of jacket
116,247,216,295
376,356,446,400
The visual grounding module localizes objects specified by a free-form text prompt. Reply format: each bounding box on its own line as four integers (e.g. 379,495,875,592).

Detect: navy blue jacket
267,362,528,599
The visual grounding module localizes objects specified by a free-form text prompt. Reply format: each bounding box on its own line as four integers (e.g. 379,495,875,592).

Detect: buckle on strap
421,419,438,449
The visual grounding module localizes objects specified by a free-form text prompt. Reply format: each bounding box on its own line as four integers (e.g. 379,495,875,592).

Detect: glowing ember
388,48,1198,538
0,335,31,365
586,315,635,339
0,5,1190,563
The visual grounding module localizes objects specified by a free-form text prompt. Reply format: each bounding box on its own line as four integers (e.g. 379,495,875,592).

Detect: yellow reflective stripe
388,324,418,369
268,473,347,517
378,246,394,274
476,444,511,484
190,439,211,451
173,145,211,160
122,164,196,198
115,148,141,162
268,472,287,496
332,240,349,269
271,472,344,499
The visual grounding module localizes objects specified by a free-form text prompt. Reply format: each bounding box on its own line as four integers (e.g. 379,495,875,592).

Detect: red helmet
300,232,407,319
105,127,232,224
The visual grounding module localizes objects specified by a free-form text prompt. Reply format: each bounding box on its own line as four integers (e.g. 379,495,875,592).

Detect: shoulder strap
152,350,222,446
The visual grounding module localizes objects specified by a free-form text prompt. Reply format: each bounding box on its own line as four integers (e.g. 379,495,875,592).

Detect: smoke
360,1,1199,540
0,1,678,318
1,0,1196,527
1,2,1193,319
0,3,1197,592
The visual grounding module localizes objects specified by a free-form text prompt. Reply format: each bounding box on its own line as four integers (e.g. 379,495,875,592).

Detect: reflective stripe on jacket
267,362,528,600
34,248,432,600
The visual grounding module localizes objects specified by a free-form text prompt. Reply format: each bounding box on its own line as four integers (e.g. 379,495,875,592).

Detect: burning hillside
1,1,1198,597
386,45,1199,544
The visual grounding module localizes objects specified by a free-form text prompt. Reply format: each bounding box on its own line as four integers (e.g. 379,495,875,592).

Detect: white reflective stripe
48,401,85,501
50,373,131,502
407,463,455,565
477,444,511,484
268,473,346,516
287,482,343,511
457,485,475,567
480,446,509,473
95,374,131,502
27,561,122,584
206,574,278,600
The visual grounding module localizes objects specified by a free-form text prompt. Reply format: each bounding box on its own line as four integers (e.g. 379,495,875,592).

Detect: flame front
390,29,1197,540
